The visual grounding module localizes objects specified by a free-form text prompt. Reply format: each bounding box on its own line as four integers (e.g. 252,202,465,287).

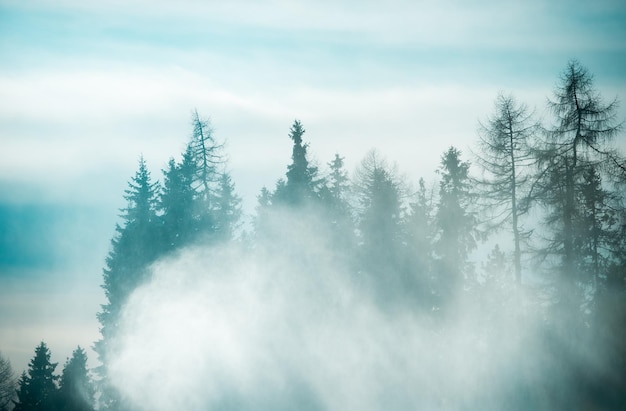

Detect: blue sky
1,0,625,373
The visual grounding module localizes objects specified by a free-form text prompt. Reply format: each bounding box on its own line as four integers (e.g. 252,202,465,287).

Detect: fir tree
213,171,242,241
160,150,197,251
57,347,94,411
14,342,58,411
275,120,319,205
353,150,406,299
434,147,477,305
404,178,436,303
320,153,355,251
95,157,160,410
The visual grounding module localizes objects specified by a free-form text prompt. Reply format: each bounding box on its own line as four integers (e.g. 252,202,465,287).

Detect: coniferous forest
4,60,626,410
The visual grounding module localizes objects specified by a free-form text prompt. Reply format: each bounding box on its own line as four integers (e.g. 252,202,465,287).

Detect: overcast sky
1,0,625,374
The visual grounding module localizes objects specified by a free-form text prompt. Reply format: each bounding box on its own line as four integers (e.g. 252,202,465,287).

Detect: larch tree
533,60,622,311
0,352,15,411
475,93,537,284
190,110,223,206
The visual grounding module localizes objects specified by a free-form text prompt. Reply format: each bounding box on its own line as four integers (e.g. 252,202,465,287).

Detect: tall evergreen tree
475,93,537,284
353,150,406,297
320,153,355,251
95,157,160,411
434,147,477,305
13,342,58,411
404,178,436,302
57,347,94,411
274,120,319,205
159,149,198,251
213,171,242,241
575,166,616,287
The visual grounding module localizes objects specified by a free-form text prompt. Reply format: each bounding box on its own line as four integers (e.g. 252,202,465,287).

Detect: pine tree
213,171,242,241
404,178,436,302
95,157,160,410
320,153,355,251
575,166,616,287
434,147,477,305
160,149,197,251
14,342,58,411
353,150,405,298
58,347,94,411
475,93,537,284
274,120,319,205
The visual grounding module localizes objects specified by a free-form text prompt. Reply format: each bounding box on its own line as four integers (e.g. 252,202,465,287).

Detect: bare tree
475,93,538,284
190,109,224,204
0,352,16,411
532,60,622,309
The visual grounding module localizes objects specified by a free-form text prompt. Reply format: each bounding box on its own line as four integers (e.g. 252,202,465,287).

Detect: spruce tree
353,150,405,298
404,178,436,303
14,342,58,411
434,147,477,306
95,157,160,410
320,153,355,251
58,347,94,411
213,171,242,241
275,120,319,205
160,149,197,251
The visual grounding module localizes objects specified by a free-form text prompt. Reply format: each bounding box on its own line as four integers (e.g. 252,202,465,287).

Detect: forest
1,60,625,410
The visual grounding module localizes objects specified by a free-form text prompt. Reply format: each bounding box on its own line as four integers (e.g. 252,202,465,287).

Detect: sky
1,0,626,376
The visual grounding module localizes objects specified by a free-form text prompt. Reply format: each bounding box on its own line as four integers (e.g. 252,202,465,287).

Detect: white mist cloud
108,210,544,410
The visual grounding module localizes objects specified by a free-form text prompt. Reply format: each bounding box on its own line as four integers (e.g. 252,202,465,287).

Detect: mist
105,207,563,411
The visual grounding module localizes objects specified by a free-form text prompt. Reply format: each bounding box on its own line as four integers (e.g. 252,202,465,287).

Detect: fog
106,208,562,411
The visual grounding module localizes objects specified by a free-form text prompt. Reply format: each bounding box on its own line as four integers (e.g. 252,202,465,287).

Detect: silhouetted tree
13,342,58,411
274,120,320,204
533,60,622,313
0,352,16,411
213,171,242,241
160,149,198,250
190,110,223,205
57,347,94,411
404,178,436,302
320,153,355,251
575,166,616,286
434,147,477,305
95,157,160,410
353,150,406,297
475,93,537,284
